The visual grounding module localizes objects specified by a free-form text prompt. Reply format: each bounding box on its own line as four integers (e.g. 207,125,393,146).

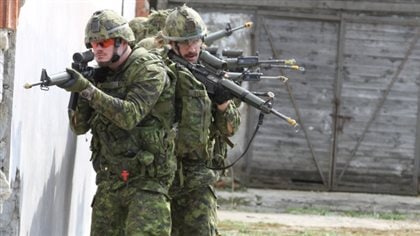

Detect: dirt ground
216,188,420,235
217,210,420,235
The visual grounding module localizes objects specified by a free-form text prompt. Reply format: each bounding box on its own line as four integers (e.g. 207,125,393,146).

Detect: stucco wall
7,0,136,235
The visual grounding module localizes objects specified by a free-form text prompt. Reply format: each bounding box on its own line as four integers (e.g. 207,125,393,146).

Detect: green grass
217,220,376,236
218,220,420,236
285,207,409,221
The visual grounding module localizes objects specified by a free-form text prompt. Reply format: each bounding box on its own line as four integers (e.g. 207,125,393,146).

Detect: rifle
24,50,96,111
24,50,95,90
199,51,287,82
199,49,305,72
168,50,298,128
225,71,288,83
204,22,253,46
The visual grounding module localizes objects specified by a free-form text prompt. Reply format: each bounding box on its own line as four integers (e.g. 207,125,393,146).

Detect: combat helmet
145,9,172,38
161,5,207,42
129,9,172,44
129,16,148,43
85,9,135,48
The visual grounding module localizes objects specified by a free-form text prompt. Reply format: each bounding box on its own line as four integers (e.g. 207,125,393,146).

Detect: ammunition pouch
91,117,176,187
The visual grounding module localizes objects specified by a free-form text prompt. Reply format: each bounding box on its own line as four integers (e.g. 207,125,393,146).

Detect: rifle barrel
204,21,253,46
24,69,71,89
259,59,296,65
271,109,298,127
263,64,305,71
218,78,298,127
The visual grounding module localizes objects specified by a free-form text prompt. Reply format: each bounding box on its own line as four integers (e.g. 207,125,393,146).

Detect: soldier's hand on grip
58,68,91,92
212,84,234,105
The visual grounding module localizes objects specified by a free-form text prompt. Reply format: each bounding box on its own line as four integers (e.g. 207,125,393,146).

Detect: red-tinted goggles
91,38,115,48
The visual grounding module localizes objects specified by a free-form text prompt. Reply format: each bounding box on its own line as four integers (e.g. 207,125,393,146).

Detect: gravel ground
217,188,420,216
216,188,420,234
218,210,420,230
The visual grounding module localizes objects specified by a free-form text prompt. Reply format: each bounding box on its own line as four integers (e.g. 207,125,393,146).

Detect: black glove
212,84,233,105
57,68,90,92
92,67,109,83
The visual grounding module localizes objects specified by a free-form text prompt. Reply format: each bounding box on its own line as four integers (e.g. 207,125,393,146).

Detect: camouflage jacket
69,47,177,195
159,48,241,190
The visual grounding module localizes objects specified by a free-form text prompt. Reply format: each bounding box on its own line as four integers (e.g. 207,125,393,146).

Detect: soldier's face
91,38,115,65
176,39,202,63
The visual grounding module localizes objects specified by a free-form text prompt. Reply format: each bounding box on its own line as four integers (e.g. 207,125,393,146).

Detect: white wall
11,0,135,235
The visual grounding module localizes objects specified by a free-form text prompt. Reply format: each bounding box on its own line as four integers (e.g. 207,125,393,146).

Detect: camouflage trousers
90,180,171,236
170,185,218,236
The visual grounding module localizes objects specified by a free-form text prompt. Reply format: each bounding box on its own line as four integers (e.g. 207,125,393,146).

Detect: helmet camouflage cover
161,5,207,42
147,9,172,37
129,16,148,42
129,9,172,43
85,9,135,48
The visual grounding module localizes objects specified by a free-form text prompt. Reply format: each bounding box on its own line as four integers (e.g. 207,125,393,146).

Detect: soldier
160,5,241,236
57,9,176,235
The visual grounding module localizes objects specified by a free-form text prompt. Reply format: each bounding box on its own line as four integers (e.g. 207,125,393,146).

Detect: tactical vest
158,48,242,189
168,61,213,160
89,48,177,194
164,52,219,189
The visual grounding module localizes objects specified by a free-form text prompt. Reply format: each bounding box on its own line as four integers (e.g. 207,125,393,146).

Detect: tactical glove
57,68,91,92
212,84,234,105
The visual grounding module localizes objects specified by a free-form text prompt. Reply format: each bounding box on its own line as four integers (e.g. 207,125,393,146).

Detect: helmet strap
111,38,122,63
173,42,181,55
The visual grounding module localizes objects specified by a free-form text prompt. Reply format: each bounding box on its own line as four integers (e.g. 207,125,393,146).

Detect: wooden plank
170,1,420,195
250,16,338,187
330,15,346,189
335,23,420,190
415,75,420,193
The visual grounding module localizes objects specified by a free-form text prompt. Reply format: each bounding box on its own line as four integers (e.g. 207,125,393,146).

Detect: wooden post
0,0,19,30
135,0,150,17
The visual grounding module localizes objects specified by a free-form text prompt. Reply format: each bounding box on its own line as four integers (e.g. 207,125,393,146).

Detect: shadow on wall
29,128,77,236
73,179,91,235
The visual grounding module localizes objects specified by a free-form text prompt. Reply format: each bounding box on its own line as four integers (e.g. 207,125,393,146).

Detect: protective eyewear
178,38,202,47
91,38,115,48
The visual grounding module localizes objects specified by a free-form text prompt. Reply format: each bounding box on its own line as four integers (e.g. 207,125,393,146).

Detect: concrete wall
5,0,136,235
1,26,17,236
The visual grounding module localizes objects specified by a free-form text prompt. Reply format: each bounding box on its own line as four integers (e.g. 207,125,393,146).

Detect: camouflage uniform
65,10,176,235
160,5,241,236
